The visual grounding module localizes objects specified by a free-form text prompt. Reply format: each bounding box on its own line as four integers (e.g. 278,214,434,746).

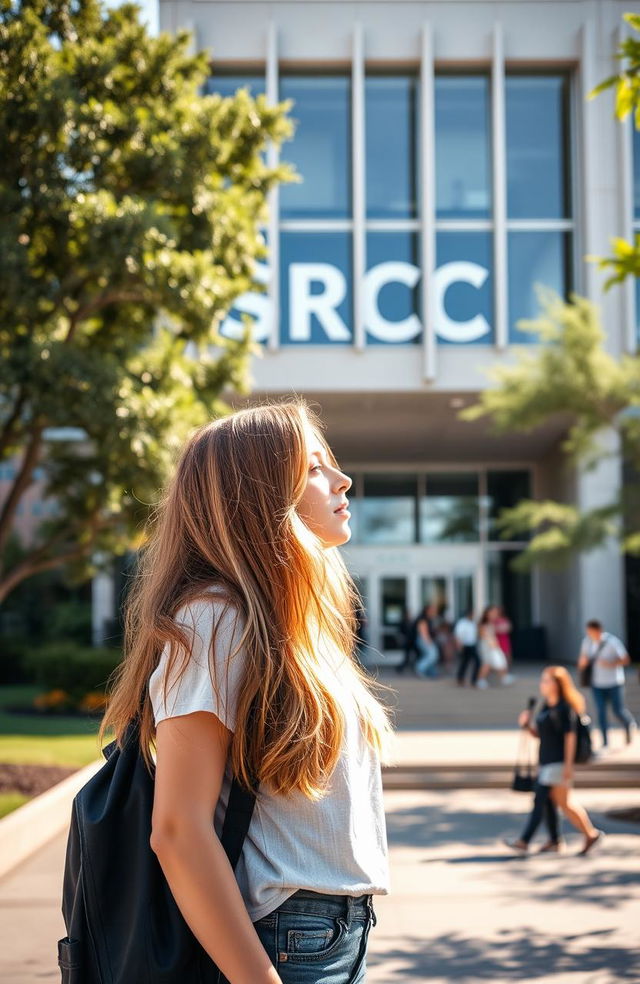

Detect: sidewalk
0,661,638,982
1,786,638,983
368,786,640,983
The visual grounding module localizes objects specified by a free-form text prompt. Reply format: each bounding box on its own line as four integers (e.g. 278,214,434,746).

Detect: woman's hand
563,764,573,785
518,710,530,729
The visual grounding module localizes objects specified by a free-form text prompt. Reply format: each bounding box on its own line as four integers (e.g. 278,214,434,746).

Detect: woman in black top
505,666,603,856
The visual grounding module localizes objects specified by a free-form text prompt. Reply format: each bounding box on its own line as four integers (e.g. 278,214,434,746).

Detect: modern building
104,0,639,661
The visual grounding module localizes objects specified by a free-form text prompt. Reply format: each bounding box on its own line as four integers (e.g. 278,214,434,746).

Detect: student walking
98,400,394,984
414,603,440,678
577,619,637,749
505,666,603,856
395,606,418,674
476,606,515,689
454,609,480,686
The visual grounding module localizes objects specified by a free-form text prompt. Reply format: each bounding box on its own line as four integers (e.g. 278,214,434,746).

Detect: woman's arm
517,710,539,738
417,619,431,642
563,730,576,784
150,711,282,984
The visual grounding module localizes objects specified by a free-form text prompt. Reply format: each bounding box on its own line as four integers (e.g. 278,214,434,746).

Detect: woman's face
540,671,558,701
297,427,352,548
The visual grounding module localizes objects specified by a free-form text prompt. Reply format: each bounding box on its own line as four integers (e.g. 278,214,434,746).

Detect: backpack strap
220,777,257,871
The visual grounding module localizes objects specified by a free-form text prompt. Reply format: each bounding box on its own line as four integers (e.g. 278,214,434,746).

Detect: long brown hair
98,398,395,799
544,665,586,714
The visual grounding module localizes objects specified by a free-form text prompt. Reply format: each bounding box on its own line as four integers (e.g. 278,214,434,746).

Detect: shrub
23,643,122,701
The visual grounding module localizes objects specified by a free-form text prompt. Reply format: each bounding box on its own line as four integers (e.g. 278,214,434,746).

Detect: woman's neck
547,693,560,706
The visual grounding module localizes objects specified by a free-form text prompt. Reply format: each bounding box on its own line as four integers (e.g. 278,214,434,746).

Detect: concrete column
575,427,625,639
91,564,115,647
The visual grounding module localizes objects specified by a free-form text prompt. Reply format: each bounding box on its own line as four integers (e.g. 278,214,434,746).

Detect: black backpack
57,708,256,983
574,713,594,764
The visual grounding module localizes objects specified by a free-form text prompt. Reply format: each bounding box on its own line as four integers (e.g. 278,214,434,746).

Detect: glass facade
207,66,573,349
349,469,530,547
360,475,418,545
420,473,479,543
366,75,418,219
506,74,572,342
435,75,491,220
280,75,352,220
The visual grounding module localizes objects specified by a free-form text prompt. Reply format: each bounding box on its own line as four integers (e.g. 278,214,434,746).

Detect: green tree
0,0,294,602
461,290,640,569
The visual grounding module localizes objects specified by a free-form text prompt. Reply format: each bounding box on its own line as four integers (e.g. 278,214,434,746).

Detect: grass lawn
0,685,114,768
0,792,29,819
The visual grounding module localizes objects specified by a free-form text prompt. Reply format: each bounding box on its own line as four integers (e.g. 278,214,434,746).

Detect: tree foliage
461,291,640,569
0,0,294,601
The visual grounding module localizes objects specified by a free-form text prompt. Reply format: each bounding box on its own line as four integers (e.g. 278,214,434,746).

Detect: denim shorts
252,888,377,984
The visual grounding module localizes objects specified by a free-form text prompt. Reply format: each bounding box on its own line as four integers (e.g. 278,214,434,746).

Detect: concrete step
382,761,640,790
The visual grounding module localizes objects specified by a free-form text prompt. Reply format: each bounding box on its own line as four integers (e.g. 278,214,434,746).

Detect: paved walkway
0,661,638,982
368,787,640,984
1,786,639,983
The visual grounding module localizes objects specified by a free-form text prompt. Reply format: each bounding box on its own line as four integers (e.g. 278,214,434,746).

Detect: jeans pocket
281,913,349,962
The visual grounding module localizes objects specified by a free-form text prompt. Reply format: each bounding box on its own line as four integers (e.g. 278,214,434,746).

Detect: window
435,232,493,344
487,470,532,541
366,74,418,219
435,74,493,345
420,473,479,542
487,549,532,629
508,231,572,344
436,75,491,220
280,231,352,344
204,75,265,99
365,231,420,344
360,475,417,545
279,75,351,220
506,74,573,342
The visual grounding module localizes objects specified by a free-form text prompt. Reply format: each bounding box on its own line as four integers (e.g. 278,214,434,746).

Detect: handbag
511,728,536,793
57,693,257,983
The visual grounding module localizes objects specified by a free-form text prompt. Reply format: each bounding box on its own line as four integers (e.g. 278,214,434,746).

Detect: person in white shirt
454,610,480,687
577,619,637,748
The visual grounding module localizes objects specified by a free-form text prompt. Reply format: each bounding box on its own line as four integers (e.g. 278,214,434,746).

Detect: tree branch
0,423,45,555
0,386,28,460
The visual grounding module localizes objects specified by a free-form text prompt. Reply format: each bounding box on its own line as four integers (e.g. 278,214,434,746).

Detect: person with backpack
90,400,394,984
577,619,637,750
504,666,603,856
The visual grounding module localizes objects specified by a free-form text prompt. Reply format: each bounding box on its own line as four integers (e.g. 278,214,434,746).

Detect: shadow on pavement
367,927,640,981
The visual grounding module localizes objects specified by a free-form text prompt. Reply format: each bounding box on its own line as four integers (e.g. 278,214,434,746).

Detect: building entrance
345,544,481,661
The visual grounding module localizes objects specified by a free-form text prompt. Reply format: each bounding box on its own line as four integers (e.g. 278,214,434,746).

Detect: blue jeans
415,638,439,678
592,685,636,745
252,889,377,984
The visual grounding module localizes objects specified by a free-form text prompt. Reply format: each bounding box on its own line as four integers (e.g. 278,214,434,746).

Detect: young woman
476,606,515,689
98,399,395,984
505,666,603,856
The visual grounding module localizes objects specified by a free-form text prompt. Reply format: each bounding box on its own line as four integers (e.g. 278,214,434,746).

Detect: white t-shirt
580,632,627,688
148,590,390,922
454,617,478,647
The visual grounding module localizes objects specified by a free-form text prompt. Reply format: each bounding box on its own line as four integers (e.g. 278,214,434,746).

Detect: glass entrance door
375,569,477,655
419,572,476,622
379,576,408,651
